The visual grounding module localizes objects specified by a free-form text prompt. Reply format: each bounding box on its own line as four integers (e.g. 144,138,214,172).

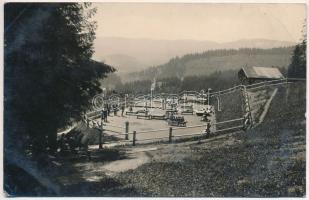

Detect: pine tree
288,23,306,78
4,3,115,155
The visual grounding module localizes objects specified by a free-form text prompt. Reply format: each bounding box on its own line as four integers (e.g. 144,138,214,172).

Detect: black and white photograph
3,1,307,197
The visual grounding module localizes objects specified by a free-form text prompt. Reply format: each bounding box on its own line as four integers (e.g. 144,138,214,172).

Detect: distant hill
102,54,145,73
121,47,294,82
220,38,296,49
93,37,295,73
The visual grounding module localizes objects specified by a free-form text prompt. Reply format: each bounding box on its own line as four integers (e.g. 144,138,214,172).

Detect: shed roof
241,66,284,79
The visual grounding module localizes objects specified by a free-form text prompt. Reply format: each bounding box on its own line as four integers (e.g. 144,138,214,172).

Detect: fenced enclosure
81,78,305,147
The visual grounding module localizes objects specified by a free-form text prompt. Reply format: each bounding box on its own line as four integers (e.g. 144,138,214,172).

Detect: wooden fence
84,78,305,147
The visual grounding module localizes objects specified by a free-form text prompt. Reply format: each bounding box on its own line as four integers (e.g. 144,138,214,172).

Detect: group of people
201,107,212,138
202,107,213,122
101,103,126,122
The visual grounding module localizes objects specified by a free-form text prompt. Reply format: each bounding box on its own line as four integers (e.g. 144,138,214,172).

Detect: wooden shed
238,66,284,85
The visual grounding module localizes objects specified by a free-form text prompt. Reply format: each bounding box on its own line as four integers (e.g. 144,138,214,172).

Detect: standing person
145,106,149,116
101,109,105,122
205,122,211,138
107,104,111,116
121,104,125,117
202,110,207,121
113,104,117,116
103,108,108,122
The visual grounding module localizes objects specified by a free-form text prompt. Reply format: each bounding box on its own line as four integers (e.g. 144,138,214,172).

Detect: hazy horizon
92,3,306,73
93,3,306,43
95,36,298,43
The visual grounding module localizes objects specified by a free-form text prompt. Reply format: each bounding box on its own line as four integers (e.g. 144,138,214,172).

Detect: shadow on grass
56,147,147,196
55,147,146,196
57,147,129,163
61,177,143,196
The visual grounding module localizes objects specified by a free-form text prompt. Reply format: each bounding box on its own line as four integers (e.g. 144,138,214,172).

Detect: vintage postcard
3,1,306,197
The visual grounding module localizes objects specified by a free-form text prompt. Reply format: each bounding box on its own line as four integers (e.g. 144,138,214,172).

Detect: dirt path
58,104,220,185
101,147,156,175
56,129,242,192
97,128,235,177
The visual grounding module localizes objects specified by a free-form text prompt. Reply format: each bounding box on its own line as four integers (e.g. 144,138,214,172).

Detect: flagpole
150,78,156,111
150,88,152,109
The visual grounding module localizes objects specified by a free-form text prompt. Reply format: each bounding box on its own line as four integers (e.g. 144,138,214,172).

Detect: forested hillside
94,37,295,73
121,47,294,82
113,68,285,95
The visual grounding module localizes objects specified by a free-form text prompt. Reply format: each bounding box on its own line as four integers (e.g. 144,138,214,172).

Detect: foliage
288,40,306,78
4,3,114,154
100,73,123,91
115,69,240,95
122,47,294,82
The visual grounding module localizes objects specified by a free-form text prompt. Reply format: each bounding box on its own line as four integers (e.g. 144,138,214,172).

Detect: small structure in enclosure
179,105,194,115
238,66,284,85
167,115,187,127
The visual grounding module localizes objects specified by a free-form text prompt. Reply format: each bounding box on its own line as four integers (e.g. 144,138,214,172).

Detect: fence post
169,127,173,143
125,121,129,140
206,122,211,138
99,122,103,149
133,131,136,146
217,91,221,111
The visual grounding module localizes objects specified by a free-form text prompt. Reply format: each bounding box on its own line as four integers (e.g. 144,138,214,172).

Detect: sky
93,3,306,43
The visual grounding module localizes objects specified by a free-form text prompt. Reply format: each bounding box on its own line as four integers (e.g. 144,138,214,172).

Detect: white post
161,98,163,109
125,94,127,108
200,90,205,106
207,88,212,107
151,89,153,109
144,97,146,108
217,96,220,111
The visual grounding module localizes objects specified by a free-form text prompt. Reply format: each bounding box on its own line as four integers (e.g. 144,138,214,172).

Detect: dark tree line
172,47,295,61
115,70,241,95
288,39,306,78
4,3,114,156
123,46,294,82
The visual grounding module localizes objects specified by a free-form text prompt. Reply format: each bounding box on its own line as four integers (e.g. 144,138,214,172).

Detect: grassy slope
215,89,244,129
114,83,305,197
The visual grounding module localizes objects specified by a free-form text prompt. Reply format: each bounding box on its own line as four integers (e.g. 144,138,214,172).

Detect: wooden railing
122,117,244,146
84,78,305,147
